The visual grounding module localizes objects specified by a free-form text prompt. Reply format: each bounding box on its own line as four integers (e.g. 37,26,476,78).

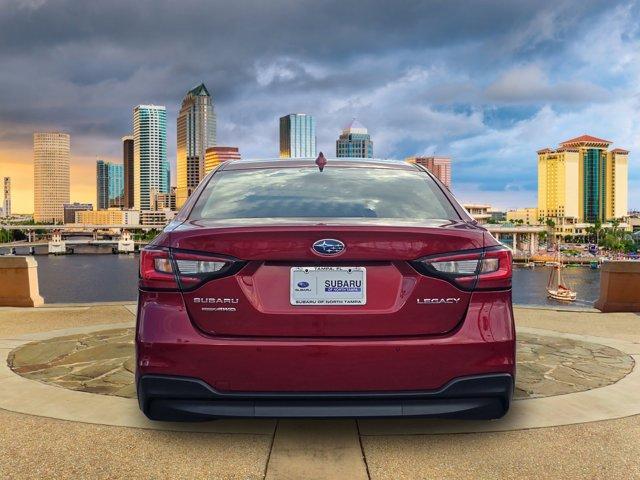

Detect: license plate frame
290,266,367,305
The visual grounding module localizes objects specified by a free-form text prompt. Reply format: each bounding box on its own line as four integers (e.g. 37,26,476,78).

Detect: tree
0,228,12,243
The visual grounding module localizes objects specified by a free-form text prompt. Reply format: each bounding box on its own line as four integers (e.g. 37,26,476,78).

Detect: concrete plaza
0,304,639,479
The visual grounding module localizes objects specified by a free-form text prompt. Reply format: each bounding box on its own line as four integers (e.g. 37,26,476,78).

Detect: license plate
290,267,366,305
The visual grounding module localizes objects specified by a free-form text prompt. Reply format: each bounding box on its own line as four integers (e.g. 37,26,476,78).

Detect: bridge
0,224,160,245
484,225,546,255
1,229,141,254
0,224,159,231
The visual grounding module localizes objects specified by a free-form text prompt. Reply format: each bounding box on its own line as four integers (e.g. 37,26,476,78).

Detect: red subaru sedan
136,157,515,421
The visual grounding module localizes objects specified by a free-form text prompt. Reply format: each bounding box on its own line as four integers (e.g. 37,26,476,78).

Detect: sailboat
547,247,577,302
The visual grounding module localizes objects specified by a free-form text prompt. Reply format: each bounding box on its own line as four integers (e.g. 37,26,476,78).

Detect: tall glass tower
176,83,216,207
97,161,124,209
279,114,316,158
336,119,373,158
96,160,109,210
133,105,168,211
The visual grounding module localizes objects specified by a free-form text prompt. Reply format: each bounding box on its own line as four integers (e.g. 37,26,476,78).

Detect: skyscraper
63,202,92,223
96,160,109,210
336,119,373,158
2,177,10,217
97,160,124,209
176,83,216,207
537,135,628,223
108,163,124,207
133,105,169,211
122,135,134,208
406,156,452,189
279,114,316,158
33,132,70,223
204,146,241,174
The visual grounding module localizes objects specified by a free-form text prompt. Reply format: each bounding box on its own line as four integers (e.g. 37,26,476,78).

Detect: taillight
411,246,511,290
140,248,245,291
476,247,512,290
139,248,178,290
172,250,235,290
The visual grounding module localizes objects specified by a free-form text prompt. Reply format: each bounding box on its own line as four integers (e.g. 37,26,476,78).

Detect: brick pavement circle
6,328,635,400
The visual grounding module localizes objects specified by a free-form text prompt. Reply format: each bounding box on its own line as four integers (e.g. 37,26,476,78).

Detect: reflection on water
4,250,602,307
512,265,600,309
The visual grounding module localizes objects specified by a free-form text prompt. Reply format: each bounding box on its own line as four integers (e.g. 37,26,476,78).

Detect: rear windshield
189,166,460,221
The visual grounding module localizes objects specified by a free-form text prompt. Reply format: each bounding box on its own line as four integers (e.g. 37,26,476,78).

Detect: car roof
221,157,419,171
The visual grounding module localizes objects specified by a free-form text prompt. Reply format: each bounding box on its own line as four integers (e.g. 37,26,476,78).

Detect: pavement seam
356,419,372,480
262,419,278,480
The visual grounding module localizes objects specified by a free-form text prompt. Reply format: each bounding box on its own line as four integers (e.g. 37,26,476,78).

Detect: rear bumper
136,290,515,420
138,373,513,421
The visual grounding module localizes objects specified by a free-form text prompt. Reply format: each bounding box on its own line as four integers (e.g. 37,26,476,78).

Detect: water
5,252,602,307
35,254,140,303
512,265,600,309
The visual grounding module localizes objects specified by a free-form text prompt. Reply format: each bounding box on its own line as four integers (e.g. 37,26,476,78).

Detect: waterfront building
176,83,216,208
133,105,169,211
96,160,124,209
2,177,10,217
537,135,628,224
406,156,451,189
140,210,176,227
279,114,316,158
153,187,177,211
33,132,70,223
75,208,140,226
204,146,241,174
336,119,373,158
506,208,540,225
463,204,492,224
122,135,134,208
63,202,92,224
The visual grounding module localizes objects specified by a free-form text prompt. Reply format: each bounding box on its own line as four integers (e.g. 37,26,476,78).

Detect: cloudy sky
0,0,639,213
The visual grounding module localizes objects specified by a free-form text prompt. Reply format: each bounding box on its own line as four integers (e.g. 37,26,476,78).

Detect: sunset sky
0,0,639,213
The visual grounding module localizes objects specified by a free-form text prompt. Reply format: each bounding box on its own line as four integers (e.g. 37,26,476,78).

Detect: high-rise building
2,177,10,217
279,114,316,158
336,119,373,158
133,105,169,211
122,135,134,208
176,83,216,207
96,160,124,209
33,132,70,223
108,163,124,207
153,187,177,211
406,156,452,189
204,146,241,174
63,202,92,224
96,160,109,210
537,135,628,223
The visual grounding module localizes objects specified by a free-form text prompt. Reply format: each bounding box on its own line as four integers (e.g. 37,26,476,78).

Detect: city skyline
0,1,639,213
176,83,216,208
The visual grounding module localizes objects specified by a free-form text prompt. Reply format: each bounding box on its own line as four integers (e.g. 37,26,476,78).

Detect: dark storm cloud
1,0,638,208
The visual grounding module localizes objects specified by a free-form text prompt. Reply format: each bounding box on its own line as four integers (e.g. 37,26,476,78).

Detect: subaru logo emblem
297,281,310,288
312,239,345,256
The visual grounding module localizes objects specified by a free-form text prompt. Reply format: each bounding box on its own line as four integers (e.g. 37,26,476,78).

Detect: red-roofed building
538,135,629,226
559,134,612,147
